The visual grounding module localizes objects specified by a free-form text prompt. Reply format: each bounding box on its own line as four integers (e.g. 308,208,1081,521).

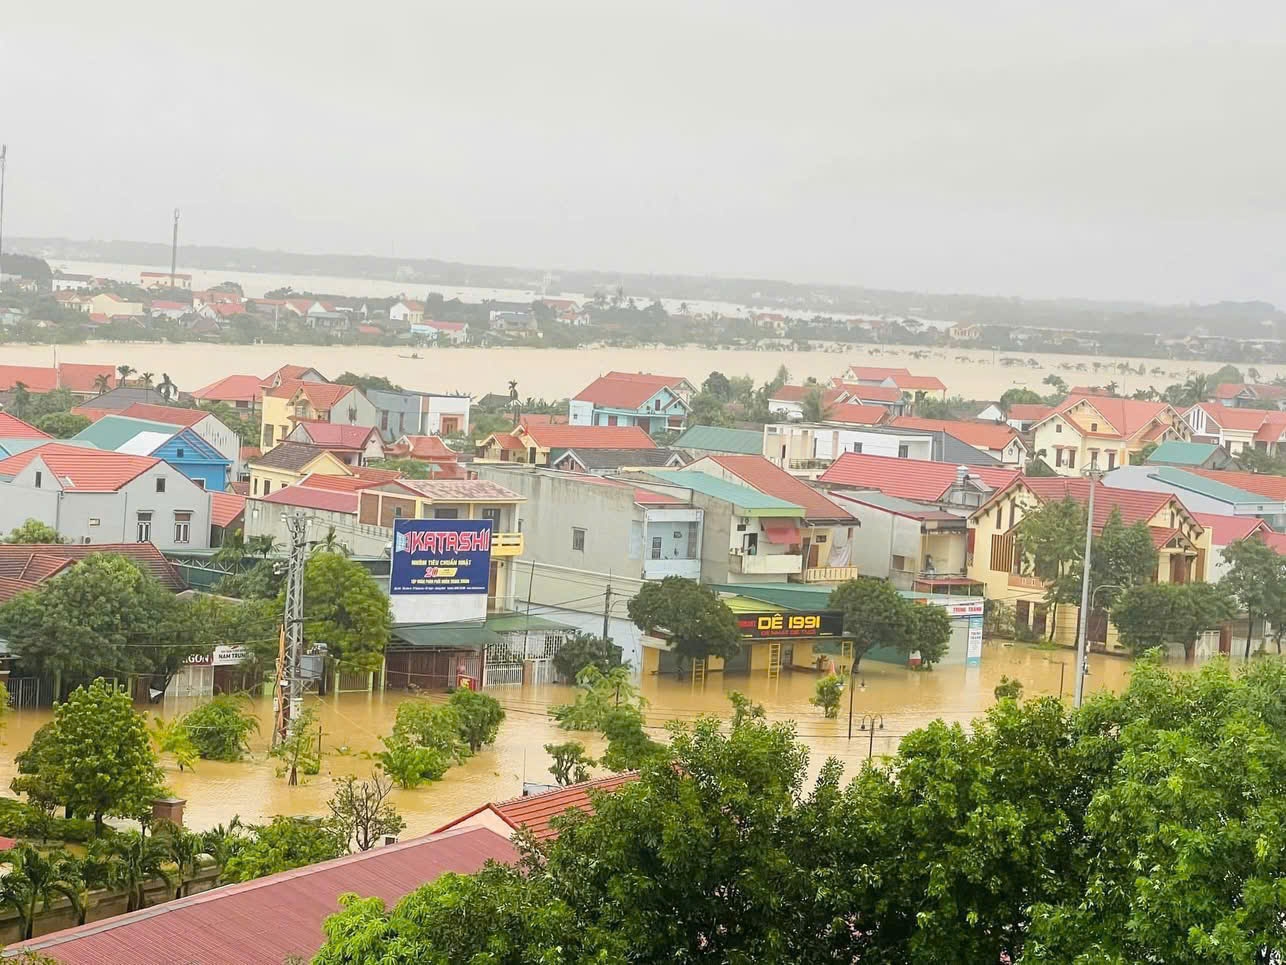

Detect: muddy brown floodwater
0,644,1143,836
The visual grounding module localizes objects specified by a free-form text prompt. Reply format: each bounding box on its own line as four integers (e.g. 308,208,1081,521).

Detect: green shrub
377,736,451,790
552,633,623,682
810,673,845,718
184,694,260,761
448,689,505,753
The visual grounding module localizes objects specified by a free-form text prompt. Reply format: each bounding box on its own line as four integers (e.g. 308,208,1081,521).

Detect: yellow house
1030,395,1188,476
84,292,145,317
260,380,377,449
248,442,354,497
967,476,1211,648
475,423,658,466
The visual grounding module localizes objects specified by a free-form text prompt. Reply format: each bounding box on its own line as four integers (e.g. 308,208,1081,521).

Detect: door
1169,554,1189,584
487,561,500,612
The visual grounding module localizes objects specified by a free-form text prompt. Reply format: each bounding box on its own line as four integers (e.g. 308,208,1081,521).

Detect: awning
762,519,803,545
389,624,499,649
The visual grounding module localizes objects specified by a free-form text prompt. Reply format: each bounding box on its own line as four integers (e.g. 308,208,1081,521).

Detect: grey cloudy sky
4,1,1284,304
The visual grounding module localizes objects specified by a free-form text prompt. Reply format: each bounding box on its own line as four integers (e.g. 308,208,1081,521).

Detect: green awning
485,612,577,633
390,624,499,649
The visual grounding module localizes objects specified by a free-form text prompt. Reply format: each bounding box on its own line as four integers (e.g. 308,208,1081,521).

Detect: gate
7,676,51,709
482,629,570,688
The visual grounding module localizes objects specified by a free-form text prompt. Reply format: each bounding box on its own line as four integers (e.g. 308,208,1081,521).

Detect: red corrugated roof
191,374,263,403
0,443,159,491
1189,402,1272,432
209,491,246,528
1016,477,1176,531
892,416,1020,451
56,364,117,394
846,366,911,381
824,403,889,426
351,464,402,483
294,422,381,449
6,827,517,965
0,413,51,440
0,365,59,393
523,424,657,450
701,455,855,520
0,543,183,590
258,486,359,513
1260,531,1286,554
573,372,686,409
1189,468,1286,501
436,773,639,842
819,452,1019,502
1193,513,1269,546
117,403,206,427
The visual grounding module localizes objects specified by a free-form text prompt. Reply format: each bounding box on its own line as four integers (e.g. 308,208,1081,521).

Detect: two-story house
260,380,377,449
1211,382,1286,410
967,476,1211,647
247,442,400,497
117,403,244,478
476,424,657,465
890,417,1028,466
817,452,1020,516
286,423,385,465
1184,402,1286,457
365,388,471,441
1029,395,1188,475
0,443,212,549
72,415,232,492
568,372,693,433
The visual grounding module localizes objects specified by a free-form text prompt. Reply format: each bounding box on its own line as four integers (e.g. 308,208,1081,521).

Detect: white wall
568,400,594,426
425,396,471,434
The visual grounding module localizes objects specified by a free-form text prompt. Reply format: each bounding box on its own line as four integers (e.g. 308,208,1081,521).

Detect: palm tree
1105,381,1119,396
139,372,155,390
92,373,111,396
117,364,136,384
157,824,206,899
105,831,176,913
212,529,247,572
157,373,178,401
70,842,115,925
311,526,350,556
200,817,246,883
10,381,31,419
0,845,84,939
1183,374,1210,405
246,535,278,558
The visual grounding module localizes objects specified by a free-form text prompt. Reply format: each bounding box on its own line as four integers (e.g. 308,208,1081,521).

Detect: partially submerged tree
626,577,740,669
328,773,406,852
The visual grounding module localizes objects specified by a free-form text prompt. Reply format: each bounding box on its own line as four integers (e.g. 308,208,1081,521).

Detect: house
824,403,893,427
190,373,264,414
968,476,1211,646
140,270,192,290
117,403,244,478
410,320,469,344
386,434,458,462
763,422,1001,476
1102,465,1286,530
247,442,358,497
0,443,212,549
672,425,764,458
4,827,516,965
890,417,1028,466
841,365,947,400
827,490,976,590
260,380,376,449
0,364,116,399
1002,403,1055,432
244,484,361,551
489,310,537,332
1187,467,1286,503
1029,394,1188,475
671,454,860,585
261,364,327,390
286,422,385,465
209,490,246,546
830,381,907,413
1144,440,1234,471
766,385,848,421
842,365,914,386
70,386,173,420
389,299,425,324
1211,382,1286,410
476,424,657,466
49,271,92,292
83,293,145,318
436,773,638,842
1184,402,1286,457
569,372,692,433
305,303,350,330
148,300,190,320
365,388,471,441
72,415,231,492
817,452,1020,515
1194,513,1273,583
947,323,982,340
0,540,186,605
470,465,699,667
550,447,686,475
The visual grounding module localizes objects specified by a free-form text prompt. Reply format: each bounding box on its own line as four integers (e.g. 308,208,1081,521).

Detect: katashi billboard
390,519,493,595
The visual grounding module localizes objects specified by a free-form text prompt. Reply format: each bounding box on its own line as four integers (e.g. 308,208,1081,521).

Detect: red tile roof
265,379,355,408
384,478,523,501
846,365,911,381
1260,531,1286,554
1189,402,1272,433
823,403,889,426
56,364,118,394
487,432,527,451
1214,383,1286,401
1253,412,1286,443
0,365,59,393
523,424,657,450
191,374,263,403
387,434,457,460
117,403,207,427
700,455,855,520
1193,513,1269,546
892,416,1021,452
0,543,183,591
1189,468,1286,501
209,491,246,528
436,774,638,842
295,472,388,493
889,373,947,391
351,464,403,483
768,384,845,405
1049,395,1172,439
0,413,51,440
1006,403,1054,422
258,486,359,513
1016,477,1178,531
7,827,516,965
573,372,687,409
293,422,381,449
0,575,42,605
0,443,159,491
819,452,1019,502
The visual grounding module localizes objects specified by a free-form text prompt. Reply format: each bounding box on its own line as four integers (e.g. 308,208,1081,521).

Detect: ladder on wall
691,658,706,688
839,640,854,675
766,643,782,682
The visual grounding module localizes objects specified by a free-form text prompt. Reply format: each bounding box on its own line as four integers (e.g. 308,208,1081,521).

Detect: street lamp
859,713,885,760
1073,470,1106,708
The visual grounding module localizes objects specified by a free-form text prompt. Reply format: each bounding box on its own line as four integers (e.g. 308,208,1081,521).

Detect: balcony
492,532,524,557
798,565,860,583
729,550,802,575
643,558,701,580
1008,572,1045,590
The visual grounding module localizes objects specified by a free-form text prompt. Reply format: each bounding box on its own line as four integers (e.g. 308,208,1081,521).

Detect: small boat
397,353,422,359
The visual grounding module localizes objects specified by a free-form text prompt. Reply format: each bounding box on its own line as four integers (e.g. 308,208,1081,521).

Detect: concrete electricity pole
169,208,180,288
1073,471,1103,708
274,512,309,746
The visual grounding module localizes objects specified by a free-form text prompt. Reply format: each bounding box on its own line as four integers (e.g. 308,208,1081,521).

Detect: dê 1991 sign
736,610,844,640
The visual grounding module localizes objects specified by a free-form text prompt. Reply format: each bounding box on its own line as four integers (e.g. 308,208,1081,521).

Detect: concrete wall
425,395,471,435
245,499,391,555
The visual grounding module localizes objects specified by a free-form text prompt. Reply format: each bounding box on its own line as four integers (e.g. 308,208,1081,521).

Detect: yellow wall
249,450,351,496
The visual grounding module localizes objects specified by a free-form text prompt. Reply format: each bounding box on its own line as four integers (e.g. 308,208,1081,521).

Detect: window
1008,502,1015,530
1107,451,1116,470
263,480,271,495
136,511,152,543
263,425,274,447
654,399,661,411
897,444,910,459
156,477,166,493
1090,422,1098,432
253,478,259,495
173,511,191,544
34,471,41,489
176,447,185,459
434,508,460,519
607,415,618,426
572,527,586,551
392,505,403,518
1090,449,1099,469
480,508,502,525
892,554,908,572
651,536,663,559
852,442,863,453
1055,423,1063,433
380,411,389,430
1067,450,1076,469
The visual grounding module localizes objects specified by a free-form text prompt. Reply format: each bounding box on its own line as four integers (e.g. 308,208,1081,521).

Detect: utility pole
0,145,7,273
274,512,308,746
169,208,180,288
602,577,612,641
1073,472,1101,708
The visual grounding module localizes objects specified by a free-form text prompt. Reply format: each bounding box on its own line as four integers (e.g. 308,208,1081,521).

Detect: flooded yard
0,644,1140,836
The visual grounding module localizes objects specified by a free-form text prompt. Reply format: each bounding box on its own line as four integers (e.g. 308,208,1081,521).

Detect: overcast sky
4,1,1284,305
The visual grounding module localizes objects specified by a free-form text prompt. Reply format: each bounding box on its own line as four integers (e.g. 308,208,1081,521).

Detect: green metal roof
1145,441,1221,466
674,424,763,455
390,624,499,648
72,415,177,451
484,612,577,633
645,470,805,517
707,582,831,609
1147,466,1267,506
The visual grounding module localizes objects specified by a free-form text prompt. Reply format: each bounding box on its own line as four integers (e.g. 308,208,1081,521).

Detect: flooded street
0,644,1140,837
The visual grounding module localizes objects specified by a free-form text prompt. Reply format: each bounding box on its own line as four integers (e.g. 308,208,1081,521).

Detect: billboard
390,519,493,595
735,610,844,640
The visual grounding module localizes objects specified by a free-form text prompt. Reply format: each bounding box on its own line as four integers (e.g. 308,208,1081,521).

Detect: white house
50,272,93,292
389,300,425,325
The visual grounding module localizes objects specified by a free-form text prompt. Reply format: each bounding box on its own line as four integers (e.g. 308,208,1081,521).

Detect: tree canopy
827,577,953,670
1111,581,1235,661
3,519,65,544
626,577,740,666
287,553,391,672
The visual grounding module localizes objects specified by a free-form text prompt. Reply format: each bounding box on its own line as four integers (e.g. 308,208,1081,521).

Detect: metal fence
7,676,51,709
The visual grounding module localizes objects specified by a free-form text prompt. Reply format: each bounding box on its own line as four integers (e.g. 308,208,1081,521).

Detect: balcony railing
643,558,701,580
787,458,832,471
492,532,524,557
729,551,802,575
798,565,860,583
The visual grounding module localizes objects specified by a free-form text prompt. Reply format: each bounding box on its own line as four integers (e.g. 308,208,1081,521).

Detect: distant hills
13,236,1284,340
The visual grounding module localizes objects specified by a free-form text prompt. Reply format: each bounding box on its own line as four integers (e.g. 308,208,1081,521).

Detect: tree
92,373,112,395
552,632,623,682
626,577,740,668
545,740,594,785
222,816,342,883
1208,364,1242,389
0,845,84,940
810,673,844,717
3,519,65,544
156,822,207,899
448,688,505,753
1219,538,1283,657
327,773,405,852
333,372,403,393
828,578,913,671
911,395,953,419
801,385,834,422
551,666,664,772
182,694,260,761
272,704,321,786
1025,456,1057,477
10,382,31,419
31,411,90,438
701,371,732,401
103,830,176,912
290,553,391,672
1042,373,1068,395
149,714,198,772
993,675,1023,700
686,390,733,428
999,387,1043,410
311,525,351,556
906,600,952,668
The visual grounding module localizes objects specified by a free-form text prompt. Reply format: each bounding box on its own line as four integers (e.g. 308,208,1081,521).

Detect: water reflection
0,644,1145,836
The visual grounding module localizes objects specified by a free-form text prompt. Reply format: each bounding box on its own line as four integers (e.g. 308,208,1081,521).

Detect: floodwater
2,339,1272,405
0,644,1141,836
